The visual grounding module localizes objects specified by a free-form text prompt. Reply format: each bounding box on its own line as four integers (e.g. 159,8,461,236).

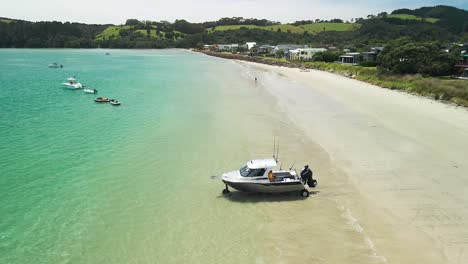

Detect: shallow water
2,49,415,264
0,49,322,263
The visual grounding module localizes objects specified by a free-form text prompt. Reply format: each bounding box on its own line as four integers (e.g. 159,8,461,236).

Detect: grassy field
387,14,439,23
135,29,165,38
300,23,361,33
209,23,360,34
96,25,184,40
95,26,132,40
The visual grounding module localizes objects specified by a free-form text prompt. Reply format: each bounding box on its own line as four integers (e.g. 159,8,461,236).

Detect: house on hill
250,44,276,56
339,52,361,64
215,44,239,52
272,44,308,56
455,51,468,71
289,48,327,61
362,47,384,62
339,47,384,65
246,42,257,50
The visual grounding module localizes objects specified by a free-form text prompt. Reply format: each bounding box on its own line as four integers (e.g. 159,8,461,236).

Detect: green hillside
95,25,131,40
387,14,439,23
209,23,360,34
300,23,361,33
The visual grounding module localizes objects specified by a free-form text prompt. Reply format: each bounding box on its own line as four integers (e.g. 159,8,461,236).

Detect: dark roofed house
339,52,361,64
361,47,384,62
454,43,468,72
250,44,276,56
455,51,468,71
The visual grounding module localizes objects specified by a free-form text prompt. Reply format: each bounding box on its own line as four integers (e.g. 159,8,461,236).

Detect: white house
216,44,239,51
246,42,257,50
289,48,327,61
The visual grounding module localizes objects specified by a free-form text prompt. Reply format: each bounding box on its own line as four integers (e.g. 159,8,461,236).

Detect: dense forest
0,5,467,49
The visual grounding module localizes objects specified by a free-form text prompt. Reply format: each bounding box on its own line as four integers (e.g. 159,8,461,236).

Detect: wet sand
237,60,468,264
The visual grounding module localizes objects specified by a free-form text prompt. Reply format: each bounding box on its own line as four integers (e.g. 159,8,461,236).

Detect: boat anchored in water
219,141,317,197
62,77,83,89
94,97,110,102
48,62,63,68
84,88,98,94
109,99,121,106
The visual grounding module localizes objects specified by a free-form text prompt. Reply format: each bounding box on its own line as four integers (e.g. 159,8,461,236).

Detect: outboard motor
308,177,317,188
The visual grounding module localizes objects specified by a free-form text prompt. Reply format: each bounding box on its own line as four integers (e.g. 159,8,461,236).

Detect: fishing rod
289,160,296,170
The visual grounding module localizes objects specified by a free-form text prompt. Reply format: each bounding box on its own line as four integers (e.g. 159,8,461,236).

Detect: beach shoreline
196,50,468,108
229,58,468,264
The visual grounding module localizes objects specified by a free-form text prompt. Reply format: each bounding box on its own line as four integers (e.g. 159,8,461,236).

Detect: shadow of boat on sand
218,190,320,203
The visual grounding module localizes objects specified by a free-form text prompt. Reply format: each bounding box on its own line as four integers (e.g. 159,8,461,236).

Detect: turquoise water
0,49,303,263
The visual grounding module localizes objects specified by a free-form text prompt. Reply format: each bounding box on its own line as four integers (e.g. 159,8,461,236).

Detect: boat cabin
239,158,297,182
67,77,77,84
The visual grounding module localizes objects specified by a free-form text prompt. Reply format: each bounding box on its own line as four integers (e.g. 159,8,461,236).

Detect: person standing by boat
301,165,313,186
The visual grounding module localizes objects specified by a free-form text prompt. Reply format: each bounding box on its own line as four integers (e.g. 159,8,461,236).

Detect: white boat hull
221,170,305,193
62,83,83,89
223,179,304,193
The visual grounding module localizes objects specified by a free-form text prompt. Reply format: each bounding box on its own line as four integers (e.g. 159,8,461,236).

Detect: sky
2,0,468,24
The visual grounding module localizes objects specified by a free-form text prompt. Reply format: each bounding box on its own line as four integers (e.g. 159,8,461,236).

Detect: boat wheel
300,189,309,197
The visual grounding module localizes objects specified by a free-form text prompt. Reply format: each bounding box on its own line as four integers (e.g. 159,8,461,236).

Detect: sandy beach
236,60,468,264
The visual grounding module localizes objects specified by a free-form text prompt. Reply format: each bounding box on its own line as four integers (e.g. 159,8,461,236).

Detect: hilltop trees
378,38,456,76
125,19,143,26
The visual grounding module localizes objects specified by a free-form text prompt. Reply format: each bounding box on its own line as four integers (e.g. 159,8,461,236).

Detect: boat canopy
67,77,76,81
247,158,277,169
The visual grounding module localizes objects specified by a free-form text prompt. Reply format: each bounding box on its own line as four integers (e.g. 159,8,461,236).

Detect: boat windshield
239,166,266,177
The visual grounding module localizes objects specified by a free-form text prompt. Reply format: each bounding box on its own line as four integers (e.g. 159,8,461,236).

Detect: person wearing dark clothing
300,165,315,187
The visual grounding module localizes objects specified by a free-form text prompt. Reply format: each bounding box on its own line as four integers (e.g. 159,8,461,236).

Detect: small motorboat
218,140,316,197
62,77,83,89
48,62,63,68
105,52,110,55
220,158,315,197
94,97,110,102
84,88,98,94
109,99,121,106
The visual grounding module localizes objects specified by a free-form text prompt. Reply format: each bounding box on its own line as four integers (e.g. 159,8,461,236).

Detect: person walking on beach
301,165,313,187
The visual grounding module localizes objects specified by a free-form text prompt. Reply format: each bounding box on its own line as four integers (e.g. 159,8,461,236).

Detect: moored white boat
109,99,121,105
48,62,63,68
84,88,98,94
62,77,83,89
